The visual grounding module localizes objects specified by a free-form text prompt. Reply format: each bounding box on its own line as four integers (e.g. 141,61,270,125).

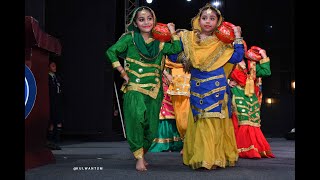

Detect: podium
25,16,62,171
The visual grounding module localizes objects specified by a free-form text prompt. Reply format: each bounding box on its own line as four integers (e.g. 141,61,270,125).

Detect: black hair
199,7,221,21
134,7,153,21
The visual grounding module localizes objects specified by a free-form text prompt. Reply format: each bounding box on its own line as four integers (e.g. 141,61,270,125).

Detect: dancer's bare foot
136,158,147,171
211,165,218,169
180,149,183,156
143,159,149,166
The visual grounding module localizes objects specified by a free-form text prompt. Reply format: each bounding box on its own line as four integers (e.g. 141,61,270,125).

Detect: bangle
119,69,125,74
120,71,127,78
233,37,243,44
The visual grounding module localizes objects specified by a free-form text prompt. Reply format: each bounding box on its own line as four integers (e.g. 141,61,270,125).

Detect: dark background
25,0,295,139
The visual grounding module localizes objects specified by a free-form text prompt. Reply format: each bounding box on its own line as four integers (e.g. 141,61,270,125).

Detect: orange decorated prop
245,46,262,61
152,23,171,42
214,21,235,44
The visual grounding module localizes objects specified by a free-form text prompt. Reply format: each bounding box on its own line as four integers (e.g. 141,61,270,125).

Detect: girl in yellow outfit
165,58,191,154
149,57,190,153
171,4,245,170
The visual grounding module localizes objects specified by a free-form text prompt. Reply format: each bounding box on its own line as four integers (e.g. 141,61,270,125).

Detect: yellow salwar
170,95,190,139
183,103,238,169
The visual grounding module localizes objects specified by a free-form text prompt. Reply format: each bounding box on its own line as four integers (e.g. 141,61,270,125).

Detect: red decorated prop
152,23,171,42
245,46,262,61
215,21,235,44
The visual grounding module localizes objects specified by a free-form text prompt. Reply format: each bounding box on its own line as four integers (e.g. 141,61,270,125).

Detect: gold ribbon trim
244,77,255,97
133,148,144,159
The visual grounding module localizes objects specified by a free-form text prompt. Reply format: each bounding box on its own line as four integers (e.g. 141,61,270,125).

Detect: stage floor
25,138,295,180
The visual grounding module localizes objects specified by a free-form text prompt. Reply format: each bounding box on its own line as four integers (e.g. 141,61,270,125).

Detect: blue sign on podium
25,65,37,119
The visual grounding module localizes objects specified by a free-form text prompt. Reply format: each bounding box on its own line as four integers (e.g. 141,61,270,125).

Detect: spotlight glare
266,98,273,104
212,1,221,8
146,0,153,4
291,81,295,90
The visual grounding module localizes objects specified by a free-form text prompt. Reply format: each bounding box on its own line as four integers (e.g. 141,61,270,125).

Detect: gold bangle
119,69,125,74
233,37,243,44
120,71,127,78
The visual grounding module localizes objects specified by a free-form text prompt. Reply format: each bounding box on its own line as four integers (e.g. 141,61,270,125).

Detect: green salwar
123,90,163,154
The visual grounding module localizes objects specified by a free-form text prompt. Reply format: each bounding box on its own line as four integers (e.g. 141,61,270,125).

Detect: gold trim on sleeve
259,57,270,64
112,61,121,68
171,35,180,41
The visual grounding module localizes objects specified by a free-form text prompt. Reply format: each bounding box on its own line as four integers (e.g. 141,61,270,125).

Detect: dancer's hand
258,49,267,59
164,74,173,85
123,75,129,84
232,26,242,38
229,80,238,87
167,23,176,34
163,69,173,85
238,60,246,69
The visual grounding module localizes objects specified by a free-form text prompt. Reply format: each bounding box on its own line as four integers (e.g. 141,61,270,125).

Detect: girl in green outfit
105,6,182,171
